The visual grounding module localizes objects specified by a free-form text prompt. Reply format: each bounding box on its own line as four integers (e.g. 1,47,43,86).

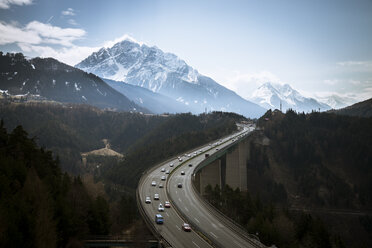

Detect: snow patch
31,64,35,69
82,95,87,101
74,83,81,91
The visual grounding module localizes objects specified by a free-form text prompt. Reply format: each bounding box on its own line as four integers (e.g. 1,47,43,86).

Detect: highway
137,125,264,248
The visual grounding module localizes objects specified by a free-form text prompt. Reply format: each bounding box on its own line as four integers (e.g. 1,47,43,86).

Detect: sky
1,0,372,104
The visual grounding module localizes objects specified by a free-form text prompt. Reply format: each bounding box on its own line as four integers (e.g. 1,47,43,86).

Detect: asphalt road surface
138,125,264,248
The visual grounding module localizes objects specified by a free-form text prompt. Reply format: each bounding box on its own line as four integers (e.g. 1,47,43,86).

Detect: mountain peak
251,82,330,113
75,39,266,118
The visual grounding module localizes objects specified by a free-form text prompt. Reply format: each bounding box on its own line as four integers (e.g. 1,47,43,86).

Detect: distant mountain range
0,52,148,113
250,82,331,113
76,39,266,118
329,97,372,118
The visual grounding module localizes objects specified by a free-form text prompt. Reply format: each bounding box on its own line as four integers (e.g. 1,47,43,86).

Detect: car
161,176,166,181
145,196,151,204
181,171,185,175
151,181,156,186
164,201,171,208
170,163,174,167
161,168,165,172
159,183,164,188
188,164,192,167
182,223,191,232
154,194,159,200
155,214,164,224
177,183,183,188
187,154,191,157
158,203,164,212
179,158,183,162
216,148,219,150
166,170,170,174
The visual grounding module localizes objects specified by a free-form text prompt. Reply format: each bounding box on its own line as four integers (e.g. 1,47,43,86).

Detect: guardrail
136,126,254,248
191,129,267,248
136,156,178,248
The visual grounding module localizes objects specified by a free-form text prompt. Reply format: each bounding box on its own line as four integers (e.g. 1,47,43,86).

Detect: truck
155,214,164,224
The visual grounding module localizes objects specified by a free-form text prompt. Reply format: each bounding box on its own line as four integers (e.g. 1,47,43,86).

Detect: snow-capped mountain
316,94,356,110
0,52,148,113
76,39,266,118
104,78,191,114
250,82,331,113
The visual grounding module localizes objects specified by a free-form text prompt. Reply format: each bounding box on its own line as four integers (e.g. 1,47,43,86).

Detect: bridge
137,124,267,248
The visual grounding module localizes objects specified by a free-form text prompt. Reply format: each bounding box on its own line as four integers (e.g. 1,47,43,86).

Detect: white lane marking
194,217,200,223
185,207,189,212
211,222,217,228
210,231,218,238
176,225,181,231
178,198,182,202
192,241,201,248
165,212,169,217
175,190,178,194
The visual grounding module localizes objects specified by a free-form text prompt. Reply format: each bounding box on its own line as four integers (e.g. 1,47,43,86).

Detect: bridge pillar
199,159,221,195
225,140,248,191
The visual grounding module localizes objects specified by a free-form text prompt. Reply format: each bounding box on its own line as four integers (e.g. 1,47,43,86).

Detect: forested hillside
103,111,240,188
0,102,167,173
329,97,372,118
205,109,372,248
0,102,244,177
0,123,111,248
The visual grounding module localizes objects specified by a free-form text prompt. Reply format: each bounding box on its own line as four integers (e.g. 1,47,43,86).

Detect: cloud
337,60,372,71
61,8,75,16
0,21,41,45
0,20,86,47
0,0,32,9
68,19,78,26
18,43,100,66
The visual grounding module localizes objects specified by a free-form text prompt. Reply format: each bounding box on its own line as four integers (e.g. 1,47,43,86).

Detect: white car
181,171,185,175
145,196,151,204
166,170,170,174
158,203,164,212
170,163,174,167
159,183,164,188
164,201,171,208
154,194,159,200
182,223,191,232
151,181,156,186
161,168,165,172
161,176,166,181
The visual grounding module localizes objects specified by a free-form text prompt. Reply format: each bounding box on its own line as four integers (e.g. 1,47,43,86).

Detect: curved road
138,125,265,248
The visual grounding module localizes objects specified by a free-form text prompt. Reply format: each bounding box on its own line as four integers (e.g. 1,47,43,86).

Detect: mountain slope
103,78,191,114
0,52,148,113
250,82,331,113
76,39,266,118
329,97,372,118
